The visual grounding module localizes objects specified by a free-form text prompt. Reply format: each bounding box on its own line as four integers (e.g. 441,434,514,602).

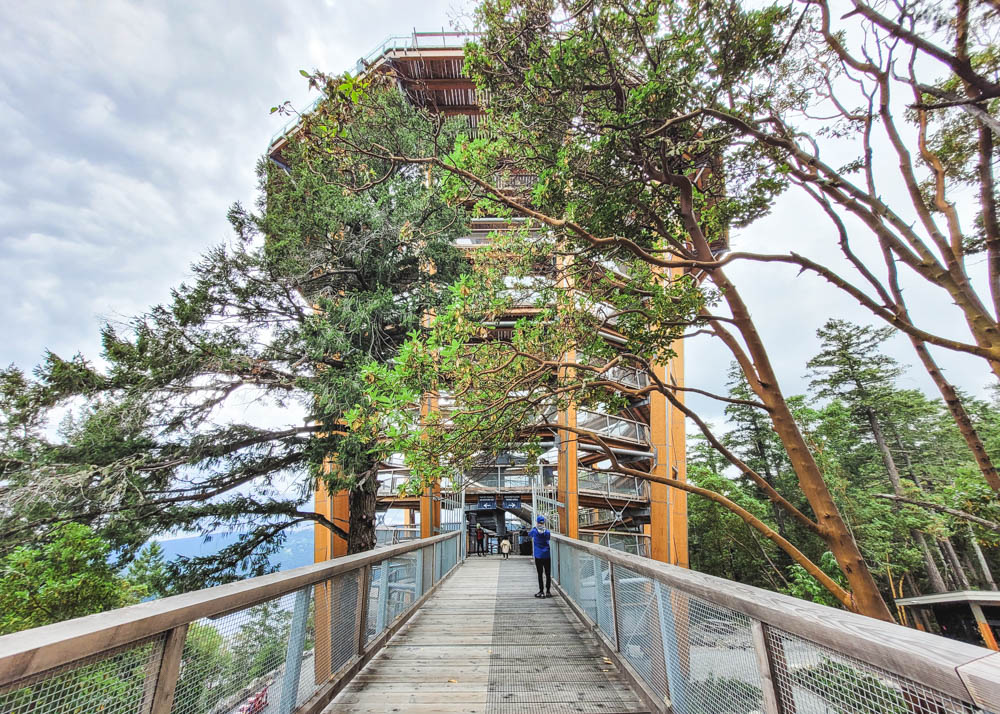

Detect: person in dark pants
530,516,551,597
475,524,486,556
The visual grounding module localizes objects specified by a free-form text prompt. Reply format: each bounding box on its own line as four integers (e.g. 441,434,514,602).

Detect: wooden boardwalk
325,555,649,714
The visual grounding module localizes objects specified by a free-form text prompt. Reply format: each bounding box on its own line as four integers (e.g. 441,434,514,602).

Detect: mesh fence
555,541,994,714
441,534,458,574
766,628,991,714
420,544,433,596
0,636,164,714
576,551,599,624
653,581,763,714
169,586,315,714
613,562,670,702
385,553,419,623
595,557,615,647
311,569,361,694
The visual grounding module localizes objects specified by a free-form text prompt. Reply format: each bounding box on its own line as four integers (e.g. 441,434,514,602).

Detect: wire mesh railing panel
433,541,443,583
436,485,463,535
612,562,670,702
440,534,457,574
596,558,615,646
311,569,361,692
0,636,164,714
766,628,990,714
654,582,764,714
562,544,578,604
421,545,433,596
385,554,419,624
169,588,305,714
365,563,386,645
577,551,599,624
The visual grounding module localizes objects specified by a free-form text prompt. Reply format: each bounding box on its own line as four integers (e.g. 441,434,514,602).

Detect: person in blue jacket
530,515,552,598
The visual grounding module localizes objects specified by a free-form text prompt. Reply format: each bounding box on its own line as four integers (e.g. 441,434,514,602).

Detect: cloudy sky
1,0,994,432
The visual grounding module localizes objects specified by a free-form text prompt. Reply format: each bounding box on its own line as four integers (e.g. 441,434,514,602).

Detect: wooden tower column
554,253,580,538
313,459,350,683
667,342,688,567
647,267,688,565
419,393,442,537
557,397,580,539
648,360,671,564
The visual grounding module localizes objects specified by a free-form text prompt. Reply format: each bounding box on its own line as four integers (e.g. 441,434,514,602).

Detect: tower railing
550,534,1000,714
0,532,462,714
577,466,649,500
577,409,652,446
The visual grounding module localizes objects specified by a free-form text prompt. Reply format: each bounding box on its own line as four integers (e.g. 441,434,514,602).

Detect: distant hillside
156,527,315,573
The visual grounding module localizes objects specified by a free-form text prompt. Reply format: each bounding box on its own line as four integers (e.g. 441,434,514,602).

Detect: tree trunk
914,530,948,593
969,524,998,590
909,338,1000,495
934,539,960,589
708,268,894,620
867,407,950,593
941,538,972,590
866,407,905,493
347,468,378,554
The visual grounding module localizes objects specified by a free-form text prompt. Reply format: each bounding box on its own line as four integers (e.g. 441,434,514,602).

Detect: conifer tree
0,89,466,586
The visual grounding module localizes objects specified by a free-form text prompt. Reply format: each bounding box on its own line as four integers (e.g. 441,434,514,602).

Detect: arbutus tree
304,0,898,618
687,0,1000,498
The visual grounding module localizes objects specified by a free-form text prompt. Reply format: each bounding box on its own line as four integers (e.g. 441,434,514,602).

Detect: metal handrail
0,532,462,714
577,466,648,500
576,409,652,445
578,529,651,558
551,534,1000,713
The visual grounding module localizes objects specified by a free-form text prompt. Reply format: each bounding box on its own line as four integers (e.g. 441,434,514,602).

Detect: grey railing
579,529,651,558
551,534,1000,714
577,409,652,446
466,466,535,490
374,526,421,545
578,507,620,528
0,532,462,714
578,466,649,500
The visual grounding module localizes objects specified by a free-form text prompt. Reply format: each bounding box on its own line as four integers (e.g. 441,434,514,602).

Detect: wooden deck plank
324,557,649,714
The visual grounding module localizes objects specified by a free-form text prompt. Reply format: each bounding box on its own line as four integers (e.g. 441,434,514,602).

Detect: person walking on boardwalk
530,516,552,598
500,537,511,559
475,523,486,557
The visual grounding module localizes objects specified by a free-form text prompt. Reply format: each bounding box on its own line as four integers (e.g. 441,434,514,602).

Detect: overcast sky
1,0,994,434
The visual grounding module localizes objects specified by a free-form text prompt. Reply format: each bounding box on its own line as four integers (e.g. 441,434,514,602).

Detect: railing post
278,585,312,714
751,621,783,714
356,565,370,655
608,562,620,652
149,624,188,714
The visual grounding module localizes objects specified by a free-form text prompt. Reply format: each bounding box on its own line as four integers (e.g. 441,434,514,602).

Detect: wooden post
557,396,579,539
649,361,671,564
751,621,783,714
149,624,189,714
667,346,688,568
971,603,1000,651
